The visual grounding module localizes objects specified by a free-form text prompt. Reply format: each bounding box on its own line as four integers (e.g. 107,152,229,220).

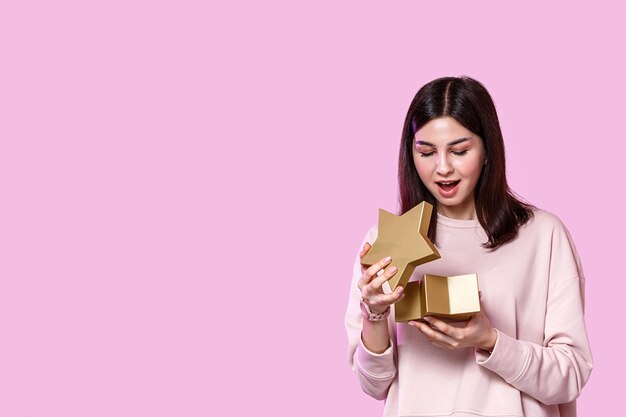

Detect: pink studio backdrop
0,1,621,416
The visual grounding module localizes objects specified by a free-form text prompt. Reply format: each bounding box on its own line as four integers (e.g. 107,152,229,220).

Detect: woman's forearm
361,318,391,353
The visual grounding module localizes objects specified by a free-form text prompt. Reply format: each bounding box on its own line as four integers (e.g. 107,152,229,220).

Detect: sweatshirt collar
436,212,482,229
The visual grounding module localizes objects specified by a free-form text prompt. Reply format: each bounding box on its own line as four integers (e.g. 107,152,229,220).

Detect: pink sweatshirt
345,209,593,417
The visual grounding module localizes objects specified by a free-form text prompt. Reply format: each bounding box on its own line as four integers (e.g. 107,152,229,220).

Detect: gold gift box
394,273,480,322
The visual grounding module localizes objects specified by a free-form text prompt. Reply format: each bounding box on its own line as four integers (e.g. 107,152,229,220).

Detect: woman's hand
357,242,405,314
409,306,497,351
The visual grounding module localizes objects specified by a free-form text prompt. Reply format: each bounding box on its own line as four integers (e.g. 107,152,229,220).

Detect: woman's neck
437,204,478,221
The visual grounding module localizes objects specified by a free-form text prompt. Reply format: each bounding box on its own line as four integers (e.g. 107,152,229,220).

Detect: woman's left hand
409,309,497,351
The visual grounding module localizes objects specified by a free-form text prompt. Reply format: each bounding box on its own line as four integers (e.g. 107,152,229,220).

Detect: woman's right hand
357,242,405,314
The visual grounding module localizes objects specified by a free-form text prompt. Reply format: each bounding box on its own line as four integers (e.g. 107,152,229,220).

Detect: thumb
359,242,371,258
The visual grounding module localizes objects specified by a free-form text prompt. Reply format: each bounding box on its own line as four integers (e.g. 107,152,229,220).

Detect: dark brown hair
398,75,534,249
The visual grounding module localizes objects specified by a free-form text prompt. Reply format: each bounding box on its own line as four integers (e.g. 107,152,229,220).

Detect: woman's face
413,117,486,220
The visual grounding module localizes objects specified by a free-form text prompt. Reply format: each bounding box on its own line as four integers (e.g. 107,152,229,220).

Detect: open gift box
360,201,480,322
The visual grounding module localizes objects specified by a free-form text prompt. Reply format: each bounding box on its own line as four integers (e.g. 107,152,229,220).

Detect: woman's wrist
479,328,497,352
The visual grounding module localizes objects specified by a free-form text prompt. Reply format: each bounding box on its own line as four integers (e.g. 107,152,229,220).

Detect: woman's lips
436,180,460,197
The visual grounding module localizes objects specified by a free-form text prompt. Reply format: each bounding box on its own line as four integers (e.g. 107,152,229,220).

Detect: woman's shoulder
521,207,574,239
523,208,585,278
529,207,563,225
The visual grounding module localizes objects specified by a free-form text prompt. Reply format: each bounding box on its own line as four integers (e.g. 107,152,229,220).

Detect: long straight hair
398,76,534,249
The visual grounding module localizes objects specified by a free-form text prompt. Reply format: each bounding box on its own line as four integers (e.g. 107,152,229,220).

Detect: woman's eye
451,150,468,156
419,151,435,158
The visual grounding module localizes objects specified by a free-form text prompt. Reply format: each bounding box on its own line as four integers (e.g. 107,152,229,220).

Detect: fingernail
389,266,397,273
397,286,403,294
384,256,391,262
423,316,431,322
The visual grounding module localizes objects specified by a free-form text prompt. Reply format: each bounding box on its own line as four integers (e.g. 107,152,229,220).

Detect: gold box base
394,274,480,322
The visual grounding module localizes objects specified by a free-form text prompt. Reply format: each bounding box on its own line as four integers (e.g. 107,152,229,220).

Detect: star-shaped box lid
361,201,441,291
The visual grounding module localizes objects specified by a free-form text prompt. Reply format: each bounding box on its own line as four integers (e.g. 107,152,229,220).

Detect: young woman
345,76,593,417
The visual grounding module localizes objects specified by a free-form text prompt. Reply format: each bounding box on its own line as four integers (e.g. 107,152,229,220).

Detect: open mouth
436,180,460,192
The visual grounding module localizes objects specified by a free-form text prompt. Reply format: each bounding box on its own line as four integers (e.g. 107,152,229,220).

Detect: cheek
413,156,432,180
453,158,482,178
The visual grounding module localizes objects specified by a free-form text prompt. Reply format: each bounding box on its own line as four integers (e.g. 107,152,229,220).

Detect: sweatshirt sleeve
345,227,397,401
475,215,593,405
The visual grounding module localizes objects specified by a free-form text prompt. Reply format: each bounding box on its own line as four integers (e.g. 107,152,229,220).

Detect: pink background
0,1,622,415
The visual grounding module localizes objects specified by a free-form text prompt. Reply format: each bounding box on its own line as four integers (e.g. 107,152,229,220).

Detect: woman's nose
436,154,453,175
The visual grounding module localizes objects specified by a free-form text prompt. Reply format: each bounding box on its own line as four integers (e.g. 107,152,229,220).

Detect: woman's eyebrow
416,137,470,146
